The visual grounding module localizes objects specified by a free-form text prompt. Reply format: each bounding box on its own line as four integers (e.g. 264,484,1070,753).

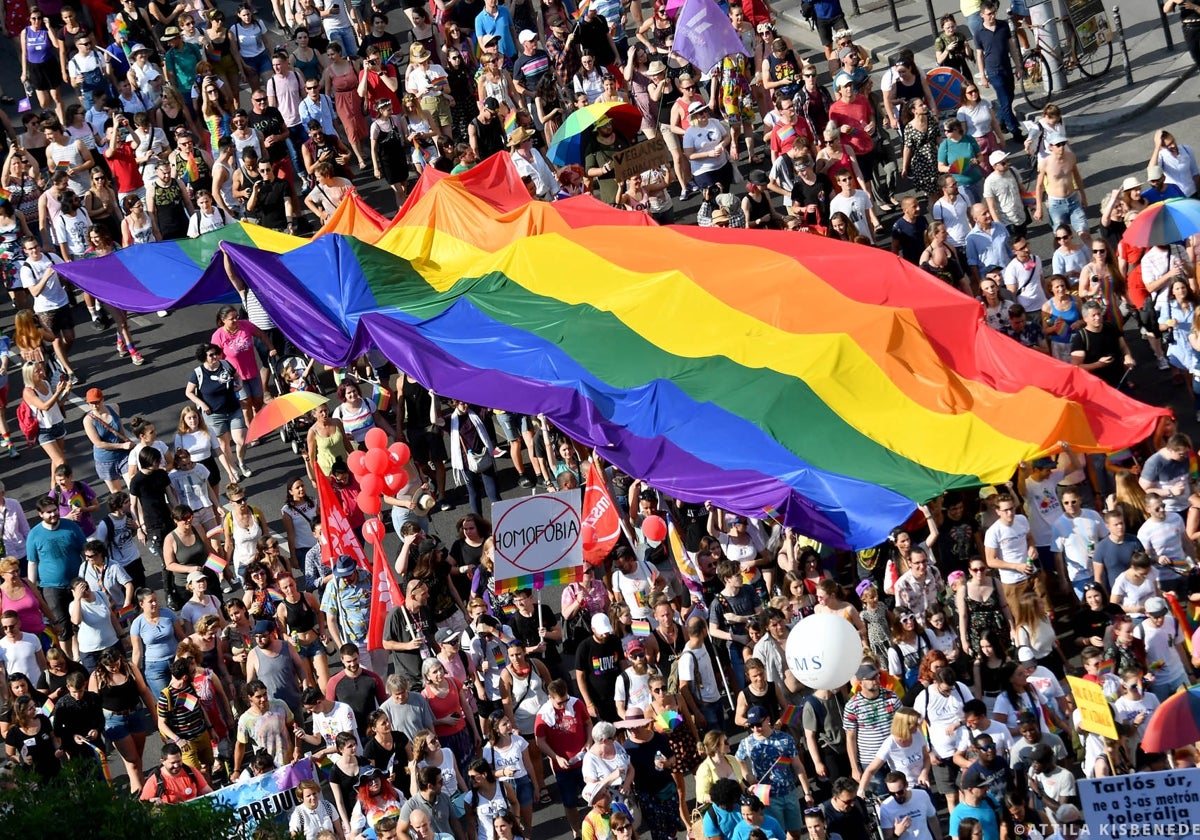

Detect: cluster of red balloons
347,427,411,524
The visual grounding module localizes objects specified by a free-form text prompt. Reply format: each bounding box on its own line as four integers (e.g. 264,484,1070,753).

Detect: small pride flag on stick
779,704,799,727
205,554,228,575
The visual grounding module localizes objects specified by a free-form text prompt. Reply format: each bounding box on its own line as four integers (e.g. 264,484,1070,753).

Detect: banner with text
493,489,584,593
1079,767,1200,838
194,758,315,830
611,137,669,184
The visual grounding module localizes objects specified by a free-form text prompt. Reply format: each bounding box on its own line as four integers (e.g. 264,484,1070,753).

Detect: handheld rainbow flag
492,647,507,668
414,139,437,167
117,603,137,623
572,0,592,19
504,111,518,137
948,158,971,175
779,704,799,726
182,154,200,184
630,619,651,637
0,187,10,203
178,693,199,712
82,739,113,788
653,709,682,733
665,511,706,616
1020,188,1037,208
762,505,781,522
39,697,55,718
1164,591,1195,654
499,602,518,616
750,783,771,806
205,553,228,575
1096,657,1115,675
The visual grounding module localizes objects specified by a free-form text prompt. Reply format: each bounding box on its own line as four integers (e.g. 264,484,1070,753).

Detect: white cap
518,28,537,43
591,613,613,635
988,150,1009,166
1016,645,1038,664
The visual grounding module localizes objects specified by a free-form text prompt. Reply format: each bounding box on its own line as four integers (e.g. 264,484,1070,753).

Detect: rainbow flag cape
182,153,200,184
630,619,651,637
205,553,228,575
57,156,1167,549
653,709,682,733
750,783,771,806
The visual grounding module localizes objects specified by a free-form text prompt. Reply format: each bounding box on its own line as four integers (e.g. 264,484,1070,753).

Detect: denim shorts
104,707,150,741
95,455,129,483
297,637,326,659
237,375,264,402
38,421,66,445
512,773,534,806
496,412,530,441
207,409,246,437
1047,193,1088,235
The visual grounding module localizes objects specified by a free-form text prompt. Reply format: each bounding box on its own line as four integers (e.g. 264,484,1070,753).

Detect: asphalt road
0,0,1197,831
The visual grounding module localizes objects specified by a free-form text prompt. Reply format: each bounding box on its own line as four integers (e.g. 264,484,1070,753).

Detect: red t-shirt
139,766,213,803
1120,240,1149,308
107,142,145,195
533,696,590,761
423,677,468,737
768,119,814,159
829,96,875,157
362,67,401,119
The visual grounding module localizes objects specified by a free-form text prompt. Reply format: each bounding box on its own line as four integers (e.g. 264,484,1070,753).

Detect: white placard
1079,767,1200,838
492,489,583,586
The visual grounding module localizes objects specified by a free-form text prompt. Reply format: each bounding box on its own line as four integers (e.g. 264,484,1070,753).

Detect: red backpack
16,399,39,445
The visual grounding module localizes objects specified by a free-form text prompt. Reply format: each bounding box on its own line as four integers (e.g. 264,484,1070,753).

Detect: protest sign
194,758,315,830
1079,767,1200,838
611,137,669,184
493,489,583,592
1066,675,1118,740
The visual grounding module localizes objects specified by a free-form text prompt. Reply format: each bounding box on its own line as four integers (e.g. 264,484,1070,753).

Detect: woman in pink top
210,304,276,430
0,556,52,637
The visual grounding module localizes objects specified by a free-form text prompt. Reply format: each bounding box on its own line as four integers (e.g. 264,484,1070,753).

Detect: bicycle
1016,11,1115,110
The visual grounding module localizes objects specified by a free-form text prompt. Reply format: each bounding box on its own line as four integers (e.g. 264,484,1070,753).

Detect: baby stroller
273,355,321,455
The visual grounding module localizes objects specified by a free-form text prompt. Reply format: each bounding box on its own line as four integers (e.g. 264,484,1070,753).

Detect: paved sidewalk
772,0,1196,133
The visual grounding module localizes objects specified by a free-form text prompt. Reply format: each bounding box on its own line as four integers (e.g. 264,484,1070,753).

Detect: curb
775,4,1196,133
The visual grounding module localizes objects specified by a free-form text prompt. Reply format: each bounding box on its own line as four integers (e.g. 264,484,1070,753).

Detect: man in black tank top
469,97,506,160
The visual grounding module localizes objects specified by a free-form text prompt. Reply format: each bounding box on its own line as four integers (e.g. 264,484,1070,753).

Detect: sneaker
156,310,170,317
1158,356,1171,370
116,338,128,357
90,314,104,330
8,446,18,459
68,372,80,385
221,581,235,595
239,462,253,478
130,349,145,366
518,475,535,488
492,446,505,458
679,185,694,201
436,499,454,512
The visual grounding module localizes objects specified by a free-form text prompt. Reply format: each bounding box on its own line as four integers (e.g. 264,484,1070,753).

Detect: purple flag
671,0,749,73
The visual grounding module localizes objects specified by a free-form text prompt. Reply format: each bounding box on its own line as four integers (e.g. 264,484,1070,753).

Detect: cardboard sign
1066,675,1118,740
611,136,669,184
493,489,583,591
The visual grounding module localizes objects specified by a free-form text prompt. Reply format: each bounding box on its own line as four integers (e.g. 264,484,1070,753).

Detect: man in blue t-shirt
26,497,87,642
1144,164,1187,203
973,1,1023,139
950,767,1002,840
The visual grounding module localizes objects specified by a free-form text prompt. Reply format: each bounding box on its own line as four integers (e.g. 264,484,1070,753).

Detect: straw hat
409,42,431,62
507,126,535,146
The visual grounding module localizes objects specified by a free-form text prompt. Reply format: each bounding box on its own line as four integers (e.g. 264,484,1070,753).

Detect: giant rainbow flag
59,156,1166,549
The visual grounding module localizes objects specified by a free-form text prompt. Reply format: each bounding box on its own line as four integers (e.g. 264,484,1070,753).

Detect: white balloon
784,613,863,690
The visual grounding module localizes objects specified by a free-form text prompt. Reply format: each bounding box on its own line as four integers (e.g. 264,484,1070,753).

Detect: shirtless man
1034,131,1090,241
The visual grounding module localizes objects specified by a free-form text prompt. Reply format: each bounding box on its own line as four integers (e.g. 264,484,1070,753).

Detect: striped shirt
158,685,208,740
842,688,901,767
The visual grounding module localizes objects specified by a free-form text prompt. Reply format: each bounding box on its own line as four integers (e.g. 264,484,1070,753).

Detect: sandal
539,788,553,804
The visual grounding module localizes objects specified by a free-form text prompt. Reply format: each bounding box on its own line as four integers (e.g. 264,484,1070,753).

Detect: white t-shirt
611,562,657,620
1003,256,1047,311
830,189,874,239
311,700,361,752
878,787,937,840
1023,665,1065,710
677,643,721,704
95,512,140,569
1136,615,1188,687
188,207,231,237
1051,510,1108,582
913,682,973,758
1022,471,1065,545
932,194,972,246
1109,570,1157,614
873,732,929,785
613,666,656,711
682,120,731,177
957,719,1014,760
19,253,69,312
984,514,1033,584
1138,514,1190,578
0,632,43,685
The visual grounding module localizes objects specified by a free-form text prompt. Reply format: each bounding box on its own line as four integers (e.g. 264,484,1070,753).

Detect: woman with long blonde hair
1012,591,1064,678
1107,470,1148,532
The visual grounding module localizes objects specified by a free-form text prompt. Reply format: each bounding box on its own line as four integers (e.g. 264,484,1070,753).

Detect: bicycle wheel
1073,27,1114,78
1020,50,1053,111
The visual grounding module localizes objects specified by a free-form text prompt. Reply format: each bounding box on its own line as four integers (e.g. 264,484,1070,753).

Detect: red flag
365,520,402,652
314,463,368,570
581,460,621,565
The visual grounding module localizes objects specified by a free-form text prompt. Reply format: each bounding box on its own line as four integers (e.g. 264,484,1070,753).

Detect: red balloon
642,515,667,543
388,442,411,467
384,471,405,493
357,492,382,516
347,449,368,477
362,517,385,544
365,427,389,452
364,448,389,477
359,473,383,497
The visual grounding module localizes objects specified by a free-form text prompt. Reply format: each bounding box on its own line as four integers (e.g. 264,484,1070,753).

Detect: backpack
149,762,201,800
16,400,39,445
667,648,701,697
802,692,826,734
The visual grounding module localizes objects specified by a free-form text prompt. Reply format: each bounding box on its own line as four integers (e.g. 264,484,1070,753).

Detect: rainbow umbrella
1122,197,1200,247
547,102,643,166
245,391,329,444
653,710,682,733
1140,685,1200,753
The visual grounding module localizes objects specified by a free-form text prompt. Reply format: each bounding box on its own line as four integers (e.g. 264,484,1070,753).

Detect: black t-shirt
892,216,929,264
5,715,59,779
576,15,617,65
249,107,290,162
361,32,402,65
451,0,484,28
708,589,761,654
363,730,410,781
400,377,434,430
1069,323,1124,387
574,634,622,697
190,360,241,415
255,179,293,231
624,733,674,790
129,469,173,529
383,605,436,687
509,605,562,672
37,660,89,699
790,173,833,224
974,20,1014,73
676,502,708,553
938,513,979,574
334,672,384,736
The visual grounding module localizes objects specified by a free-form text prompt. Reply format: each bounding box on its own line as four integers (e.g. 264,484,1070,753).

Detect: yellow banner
1066,675,1117,740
